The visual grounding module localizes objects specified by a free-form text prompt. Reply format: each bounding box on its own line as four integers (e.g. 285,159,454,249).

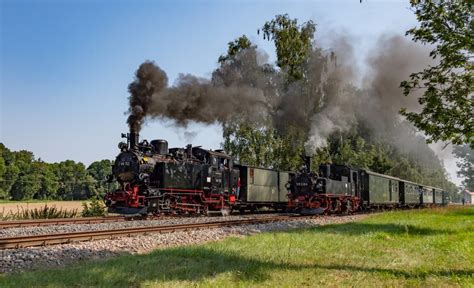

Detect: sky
0,0,462,184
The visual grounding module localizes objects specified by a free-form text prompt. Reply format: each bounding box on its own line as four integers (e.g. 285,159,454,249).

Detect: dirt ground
0,201,85,214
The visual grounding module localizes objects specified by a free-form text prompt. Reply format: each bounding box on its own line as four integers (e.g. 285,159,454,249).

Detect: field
0,201,85,214
0,207,472,287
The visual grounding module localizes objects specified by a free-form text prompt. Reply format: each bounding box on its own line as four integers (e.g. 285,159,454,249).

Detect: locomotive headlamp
118,142,127,151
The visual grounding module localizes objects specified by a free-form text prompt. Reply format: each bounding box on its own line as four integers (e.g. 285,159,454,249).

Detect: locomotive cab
317,164,355,196
288,161,361,215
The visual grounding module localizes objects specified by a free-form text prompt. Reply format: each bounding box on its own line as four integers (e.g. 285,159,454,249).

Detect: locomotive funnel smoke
149,74,267,125
127,62,168,132
304,36,357,155
127,49,269,132
126,34,436,165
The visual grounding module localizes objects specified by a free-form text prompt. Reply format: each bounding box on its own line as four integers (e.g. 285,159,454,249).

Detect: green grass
1,207,473,287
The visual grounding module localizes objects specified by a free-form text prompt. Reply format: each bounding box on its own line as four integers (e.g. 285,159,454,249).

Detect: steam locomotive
105,132,291,216
288,157,448,215
105,132,239,215
288,157,361,215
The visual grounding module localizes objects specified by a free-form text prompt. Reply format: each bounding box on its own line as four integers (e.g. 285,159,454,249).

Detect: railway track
0,215,301,249
0,216,125,229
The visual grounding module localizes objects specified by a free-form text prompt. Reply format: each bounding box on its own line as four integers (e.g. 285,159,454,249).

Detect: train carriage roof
362,170,403,182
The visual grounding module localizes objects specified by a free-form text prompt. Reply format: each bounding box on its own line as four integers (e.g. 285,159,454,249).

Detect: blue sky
1,0,460,182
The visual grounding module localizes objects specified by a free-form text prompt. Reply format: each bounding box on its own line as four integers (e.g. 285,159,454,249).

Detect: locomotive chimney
129,131,139,150
304,156,312,172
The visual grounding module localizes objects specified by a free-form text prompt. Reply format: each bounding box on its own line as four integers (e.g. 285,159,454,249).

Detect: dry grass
0,201,85,215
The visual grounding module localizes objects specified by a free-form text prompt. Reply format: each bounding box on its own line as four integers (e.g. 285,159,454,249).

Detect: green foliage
0,142,113,201
81,198,106,217
87,159,114,197
327,134,376,169
218,35,252,64
260,14,316,81
0,205,78,220
222,122,305,171
454,145,474,190
400,0,474,148
219,15,318,170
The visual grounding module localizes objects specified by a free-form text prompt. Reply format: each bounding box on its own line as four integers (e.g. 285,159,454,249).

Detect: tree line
0,143,114,201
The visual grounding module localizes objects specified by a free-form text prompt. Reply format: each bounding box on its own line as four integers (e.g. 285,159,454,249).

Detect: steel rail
0,216,125,229
0,215,300,249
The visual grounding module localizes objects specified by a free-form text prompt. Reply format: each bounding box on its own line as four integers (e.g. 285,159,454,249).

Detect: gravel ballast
0,214,287,238
0,214,366,274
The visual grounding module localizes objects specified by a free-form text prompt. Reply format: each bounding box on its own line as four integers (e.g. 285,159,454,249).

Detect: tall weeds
0,205,78,220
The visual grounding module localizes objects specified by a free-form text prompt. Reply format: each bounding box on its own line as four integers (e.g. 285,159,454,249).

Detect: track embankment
0,215,299,249
0,214,366,274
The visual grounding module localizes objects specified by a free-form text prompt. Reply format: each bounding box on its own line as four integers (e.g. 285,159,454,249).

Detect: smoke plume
127,62,168,132
127,49,271,132
126,34,438,163
303,36,358,154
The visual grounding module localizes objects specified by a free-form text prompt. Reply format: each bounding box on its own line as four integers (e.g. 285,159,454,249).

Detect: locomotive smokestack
304,156,312,172
130,131,139,150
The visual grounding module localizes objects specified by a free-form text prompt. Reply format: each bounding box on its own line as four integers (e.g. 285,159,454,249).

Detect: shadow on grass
2,245,472,286
295,222,452,236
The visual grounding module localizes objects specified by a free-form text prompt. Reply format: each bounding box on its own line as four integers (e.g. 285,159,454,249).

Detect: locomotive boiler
105,132,239,215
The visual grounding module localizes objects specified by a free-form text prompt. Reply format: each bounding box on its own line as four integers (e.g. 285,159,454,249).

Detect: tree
220,15,318,169
400,0,473,148
55,160,92,200
87,160,113,196
218,35,252,64
36,161,59,200
0,153,6,198
87,160,112,182
259,14,316,81
10,162,40,201
453,145,474,190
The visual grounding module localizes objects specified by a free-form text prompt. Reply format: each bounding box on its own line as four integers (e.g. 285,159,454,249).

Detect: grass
0,207,473,287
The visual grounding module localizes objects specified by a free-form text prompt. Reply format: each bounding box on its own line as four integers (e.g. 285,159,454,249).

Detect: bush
81,198,106,217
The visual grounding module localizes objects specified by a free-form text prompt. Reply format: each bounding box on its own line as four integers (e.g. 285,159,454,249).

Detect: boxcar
236,165,289,211
359,170,400,207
